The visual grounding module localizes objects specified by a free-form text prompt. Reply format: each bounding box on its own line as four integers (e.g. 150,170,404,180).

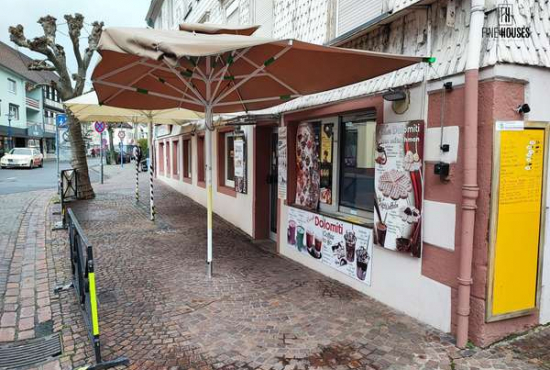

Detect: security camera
516,103,531,114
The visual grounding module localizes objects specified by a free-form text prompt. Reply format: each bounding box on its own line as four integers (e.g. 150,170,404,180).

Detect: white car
1,148,44,169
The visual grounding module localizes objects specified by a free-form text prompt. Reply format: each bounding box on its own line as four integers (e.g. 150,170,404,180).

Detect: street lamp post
5,112,14,151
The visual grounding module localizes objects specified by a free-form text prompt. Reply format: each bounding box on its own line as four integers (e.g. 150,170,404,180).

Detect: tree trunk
108,125,115,164
67,115,95,199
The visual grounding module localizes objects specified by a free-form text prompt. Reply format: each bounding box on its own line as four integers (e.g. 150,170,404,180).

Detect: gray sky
0,0,150,91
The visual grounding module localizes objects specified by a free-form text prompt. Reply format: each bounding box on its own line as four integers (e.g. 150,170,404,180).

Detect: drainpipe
456,0,485,348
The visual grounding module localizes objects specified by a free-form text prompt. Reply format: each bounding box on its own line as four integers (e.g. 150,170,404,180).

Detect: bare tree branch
8,25,30,48
64,14,84,69
76,20,103,95
37,16,62,59
28,59,56,71
37,15,56,44
9,24,73,95
83,21,104,71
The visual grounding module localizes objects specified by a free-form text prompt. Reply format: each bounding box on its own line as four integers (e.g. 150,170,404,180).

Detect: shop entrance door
269,129,278,241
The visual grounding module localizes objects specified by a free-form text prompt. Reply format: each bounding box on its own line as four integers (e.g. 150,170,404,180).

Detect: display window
293,110,377,223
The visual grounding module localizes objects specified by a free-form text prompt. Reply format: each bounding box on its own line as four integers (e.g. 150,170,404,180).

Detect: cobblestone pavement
1,164,549,370
63,166,549,370
0,190,91,370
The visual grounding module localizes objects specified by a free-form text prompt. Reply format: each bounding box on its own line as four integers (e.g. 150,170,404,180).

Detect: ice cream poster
374,121,424,257
278,127,288,200
287,207,373,285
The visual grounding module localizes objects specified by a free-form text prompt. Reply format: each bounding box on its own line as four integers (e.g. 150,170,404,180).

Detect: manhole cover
0,333,62,369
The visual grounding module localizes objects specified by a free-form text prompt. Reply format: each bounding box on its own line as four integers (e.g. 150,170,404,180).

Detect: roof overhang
327,0,436,47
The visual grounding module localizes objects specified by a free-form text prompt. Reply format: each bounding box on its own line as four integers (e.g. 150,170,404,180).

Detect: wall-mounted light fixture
515,103,531,115
383,88,407,102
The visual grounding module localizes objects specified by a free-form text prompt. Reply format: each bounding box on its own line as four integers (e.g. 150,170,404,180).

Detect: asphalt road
0,158,101,195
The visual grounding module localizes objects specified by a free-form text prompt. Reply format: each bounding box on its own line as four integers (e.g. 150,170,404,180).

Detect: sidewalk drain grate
0,333,62,369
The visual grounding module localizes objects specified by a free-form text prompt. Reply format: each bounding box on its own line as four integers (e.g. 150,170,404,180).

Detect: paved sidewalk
61,166,549,370
1,165,549,370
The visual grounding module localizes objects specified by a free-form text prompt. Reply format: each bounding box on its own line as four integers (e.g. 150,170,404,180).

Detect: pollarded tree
9,14,104,199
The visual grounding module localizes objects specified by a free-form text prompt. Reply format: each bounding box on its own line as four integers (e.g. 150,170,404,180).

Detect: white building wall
157,125,255,236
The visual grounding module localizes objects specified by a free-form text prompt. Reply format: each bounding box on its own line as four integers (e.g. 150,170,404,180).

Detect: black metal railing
62,209,129,369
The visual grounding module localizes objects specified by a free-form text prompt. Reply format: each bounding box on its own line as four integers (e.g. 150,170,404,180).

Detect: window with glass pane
183,139,192,178
9,104,19,120
8,79,16,94
339,115,376,213
225,133,235,186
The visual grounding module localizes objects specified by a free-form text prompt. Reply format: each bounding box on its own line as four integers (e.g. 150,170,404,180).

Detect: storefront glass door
269,129,278,240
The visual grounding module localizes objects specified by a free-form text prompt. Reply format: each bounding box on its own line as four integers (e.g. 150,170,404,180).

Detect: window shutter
337,0,383,37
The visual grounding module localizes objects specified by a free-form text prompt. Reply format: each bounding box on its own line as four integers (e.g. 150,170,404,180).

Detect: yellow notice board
488,125,546,321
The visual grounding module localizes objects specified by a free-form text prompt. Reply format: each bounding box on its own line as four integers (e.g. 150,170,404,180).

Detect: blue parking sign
56,114,67,128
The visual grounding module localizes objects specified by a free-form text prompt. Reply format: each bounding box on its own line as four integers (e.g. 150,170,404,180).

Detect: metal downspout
456,0,485,348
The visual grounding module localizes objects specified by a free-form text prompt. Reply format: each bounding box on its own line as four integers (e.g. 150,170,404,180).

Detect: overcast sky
0,0,150,90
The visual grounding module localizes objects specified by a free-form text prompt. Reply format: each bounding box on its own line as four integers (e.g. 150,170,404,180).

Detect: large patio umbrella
91,23,425,277
65,91,202,221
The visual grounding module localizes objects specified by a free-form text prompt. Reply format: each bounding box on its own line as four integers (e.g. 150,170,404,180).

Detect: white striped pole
135,156,139,202
148,121,155,221
206,56,213,279
205,108,213,278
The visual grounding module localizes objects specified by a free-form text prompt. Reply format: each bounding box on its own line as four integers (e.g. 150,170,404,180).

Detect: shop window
165,141,171,176
216,129,237,196
9,104,19,120
172,140,179,177
294,110,377,220
158,142,165,174
197,135,205,183
8,79,16,94
182,138,192,179
225,132,235,187
338,114,377,215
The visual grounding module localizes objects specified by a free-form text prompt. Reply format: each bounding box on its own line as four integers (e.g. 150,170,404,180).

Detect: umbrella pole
148,120,155,221
135,119,139,203
205,106,213,278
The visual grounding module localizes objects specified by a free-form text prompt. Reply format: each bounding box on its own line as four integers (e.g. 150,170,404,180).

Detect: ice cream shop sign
374,121,424,257
287,207,373,285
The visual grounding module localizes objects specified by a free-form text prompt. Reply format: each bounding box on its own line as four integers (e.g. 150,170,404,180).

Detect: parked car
115,150,132,164
0,148,43,169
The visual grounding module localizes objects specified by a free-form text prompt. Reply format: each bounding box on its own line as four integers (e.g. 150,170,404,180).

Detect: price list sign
489,126,546,321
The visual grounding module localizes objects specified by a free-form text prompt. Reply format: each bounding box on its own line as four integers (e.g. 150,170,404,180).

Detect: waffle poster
287,207,373,285
374,121,424,257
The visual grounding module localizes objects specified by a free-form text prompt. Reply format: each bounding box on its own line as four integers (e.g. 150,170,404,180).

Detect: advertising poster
234,139,244,177
320,123,334,205
287,207,373,285
374,121,424,257
234,134,247,194
278,127,287,200
295,122,321,210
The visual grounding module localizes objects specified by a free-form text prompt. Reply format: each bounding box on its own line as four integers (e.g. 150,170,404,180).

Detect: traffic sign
94,121,106,133
118,131,126,139
56,114,67,128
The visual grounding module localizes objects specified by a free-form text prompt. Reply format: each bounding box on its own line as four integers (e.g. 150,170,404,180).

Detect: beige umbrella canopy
65,91,203,124
91,25,426,277
65,90,202,222
92,26,423,113
178,22,260,36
